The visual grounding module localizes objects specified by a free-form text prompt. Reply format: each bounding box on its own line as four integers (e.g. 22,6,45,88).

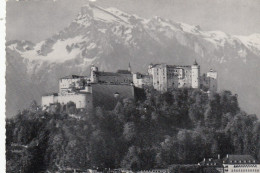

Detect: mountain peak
79,3,94,16
74,3,131,26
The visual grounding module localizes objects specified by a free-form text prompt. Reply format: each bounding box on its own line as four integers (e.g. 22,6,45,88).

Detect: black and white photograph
4,0,260,172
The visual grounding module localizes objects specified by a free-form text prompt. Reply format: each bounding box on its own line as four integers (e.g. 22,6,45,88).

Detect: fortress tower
207,69,218,92
128,62,132,72
90,64,98,83
148,63,153,75
191,60,200,88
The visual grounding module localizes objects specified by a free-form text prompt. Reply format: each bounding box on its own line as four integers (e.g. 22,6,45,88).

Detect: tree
123,122,136,141
66,101,76,114
121,146,141,171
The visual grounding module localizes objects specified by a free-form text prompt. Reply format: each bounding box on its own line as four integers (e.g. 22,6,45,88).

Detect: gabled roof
43,93,58,96
199,158,223,167
223,155,257,164
149,63,164,68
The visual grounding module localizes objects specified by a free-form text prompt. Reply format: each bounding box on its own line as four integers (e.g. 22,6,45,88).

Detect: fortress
135,61,201,92
42,61,217,110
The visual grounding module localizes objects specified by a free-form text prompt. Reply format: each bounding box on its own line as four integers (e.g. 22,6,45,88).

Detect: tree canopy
6,88,260,172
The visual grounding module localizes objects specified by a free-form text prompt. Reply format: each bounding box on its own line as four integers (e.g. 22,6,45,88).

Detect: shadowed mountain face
6,3,260,117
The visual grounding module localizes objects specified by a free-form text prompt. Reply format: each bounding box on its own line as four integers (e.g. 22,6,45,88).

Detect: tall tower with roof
191,60,200,88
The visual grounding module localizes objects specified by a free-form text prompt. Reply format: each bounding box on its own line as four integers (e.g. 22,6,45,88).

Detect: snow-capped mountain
6,3,260,117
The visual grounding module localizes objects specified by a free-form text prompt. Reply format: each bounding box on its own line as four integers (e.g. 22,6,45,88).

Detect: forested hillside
6,88,260,172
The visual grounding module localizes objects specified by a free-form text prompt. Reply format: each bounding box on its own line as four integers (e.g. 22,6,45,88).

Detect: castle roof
117,70,131,74
94,71,121,76
149,63,191,68
94,71,131,76
60,75,86,79
134,72,150,77
193,60,198,65
209,69,217,72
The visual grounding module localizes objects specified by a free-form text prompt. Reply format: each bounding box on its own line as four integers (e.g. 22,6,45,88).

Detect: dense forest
6,88,260,172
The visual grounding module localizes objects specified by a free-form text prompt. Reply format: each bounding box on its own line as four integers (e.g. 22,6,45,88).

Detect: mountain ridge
6,3,260,117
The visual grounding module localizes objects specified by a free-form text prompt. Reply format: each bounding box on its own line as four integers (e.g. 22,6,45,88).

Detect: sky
6,0,260,43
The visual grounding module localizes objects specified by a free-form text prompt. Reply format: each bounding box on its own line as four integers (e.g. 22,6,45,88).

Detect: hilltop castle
133,60,217,93
42,61,217,110
134,61,201,92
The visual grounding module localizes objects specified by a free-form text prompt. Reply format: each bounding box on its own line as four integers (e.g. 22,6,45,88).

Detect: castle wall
59,78,83,94
133,73,152,88
200,71,218,92
151,64,168,92
208,78,217,92
150,64,194,92
191,65,200,88
166,66,192,89
42,93,93,110
97,73,132,85
42,95,56,107
91,84,135,110
207,71,218,92
133,73,141,87
80,85,92,93
90,65,133,85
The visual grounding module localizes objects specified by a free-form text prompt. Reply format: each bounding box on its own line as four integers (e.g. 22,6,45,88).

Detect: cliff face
6,4,260,117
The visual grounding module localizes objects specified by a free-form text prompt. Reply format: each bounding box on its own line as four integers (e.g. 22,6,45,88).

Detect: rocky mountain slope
6,3,260,117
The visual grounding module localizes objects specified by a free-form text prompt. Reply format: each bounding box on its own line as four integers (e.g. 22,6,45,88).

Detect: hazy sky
6,0,260,43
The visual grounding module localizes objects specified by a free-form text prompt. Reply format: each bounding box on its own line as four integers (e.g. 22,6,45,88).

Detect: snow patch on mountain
235,34,260,55
179,23,200,34
8,36,97,63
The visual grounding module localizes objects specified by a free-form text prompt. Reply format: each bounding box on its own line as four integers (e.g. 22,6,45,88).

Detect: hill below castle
6,3,260,117
6,88,260,172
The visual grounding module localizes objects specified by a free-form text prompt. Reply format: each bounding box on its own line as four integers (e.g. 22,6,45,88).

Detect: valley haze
6,0,260,118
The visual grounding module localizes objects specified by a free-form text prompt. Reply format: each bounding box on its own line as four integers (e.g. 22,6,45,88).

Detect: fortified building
42,61,218,110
